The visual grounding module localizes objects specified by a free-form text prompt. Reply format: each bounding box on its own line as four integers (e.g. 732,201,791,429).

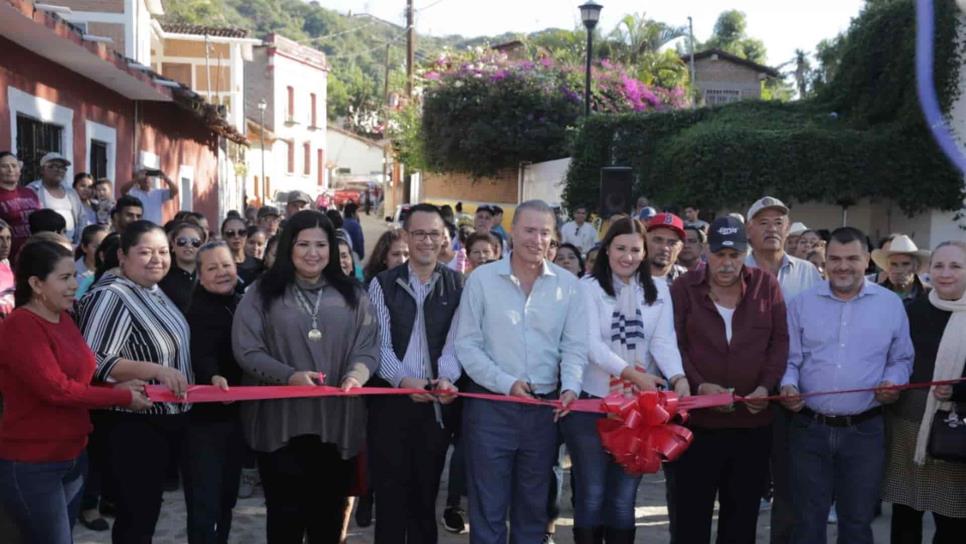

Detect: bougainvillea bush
399,48,688,177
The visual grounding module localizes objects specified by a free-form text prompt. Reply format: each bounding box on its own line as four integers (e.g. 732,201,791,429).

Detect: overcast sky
318,0,866,67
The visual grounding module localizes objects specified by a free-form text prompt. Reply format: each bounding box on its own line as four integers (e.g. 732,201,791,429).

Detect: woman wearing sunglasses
221,217,265,286
159,221,205,314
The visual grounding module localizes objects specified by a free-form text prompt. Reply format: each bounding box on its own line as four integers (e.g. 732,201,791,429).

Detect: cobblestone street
74,468,918,543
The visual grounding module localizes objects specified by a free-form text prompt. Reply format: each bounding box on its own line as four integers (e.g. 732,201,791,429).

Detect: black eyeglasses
408,230,442,242
223,229,246,238
176,237,203,248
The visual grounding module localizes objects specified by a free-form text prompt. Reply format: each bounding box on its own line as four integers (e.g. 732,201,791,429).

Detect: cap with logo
257,205,280,219
646,212,686,241
476,205,496,216
40,152,71,167
746,196,789,221
287,190,312,205
708,216,749,253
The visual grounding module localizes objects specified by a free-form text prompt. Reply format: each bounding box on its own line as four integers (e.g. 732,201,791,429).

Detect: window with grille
16,114,63,185
89,140,108,180
705,89,741,105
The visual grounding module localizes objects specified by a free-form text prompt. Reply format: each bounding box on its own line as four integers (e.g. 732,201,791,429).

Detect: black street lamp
579,2,603,117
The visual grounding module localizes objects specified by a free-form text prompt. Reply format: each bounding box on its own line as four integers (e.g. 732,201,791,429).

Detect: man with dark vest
367,203,462,543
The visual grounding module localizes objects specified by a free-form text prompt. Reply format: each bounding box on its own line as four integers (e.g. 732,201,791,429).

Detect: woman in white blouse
563,216,689,543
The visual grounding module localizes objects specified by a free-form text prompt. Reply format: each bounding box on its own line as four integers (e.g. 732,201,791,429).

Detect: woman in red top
0,241,150,543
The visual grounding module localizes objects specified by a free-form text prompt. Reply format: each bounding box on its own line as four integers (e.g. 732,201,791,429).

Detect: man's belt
799,406,882,427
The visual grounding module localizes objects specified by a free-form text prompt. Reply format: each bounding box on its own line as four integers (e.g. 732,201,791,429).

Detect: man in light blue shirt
780,227,913,544
455,199,587,544
742,195,822,544
744,196,822,302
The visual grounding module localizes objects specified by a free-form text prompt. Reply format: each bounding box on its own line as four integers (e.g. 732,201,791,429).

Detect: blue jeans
0,452,87,544
561,411,641,529
788,412,885,544
463,397,558,544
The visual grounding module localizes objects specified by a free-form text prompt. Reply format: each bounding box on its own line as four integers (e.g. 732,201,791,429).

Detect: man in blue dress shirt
780,226,914,544
455,199,587,544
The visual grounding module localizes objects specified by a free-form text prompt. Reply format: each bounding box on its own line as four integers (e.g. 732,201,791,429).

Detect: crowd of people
0,147,964,544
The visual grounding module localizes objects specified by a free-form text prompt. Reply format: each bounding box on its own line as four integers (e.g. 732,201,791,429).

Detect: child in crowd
93,178,115,226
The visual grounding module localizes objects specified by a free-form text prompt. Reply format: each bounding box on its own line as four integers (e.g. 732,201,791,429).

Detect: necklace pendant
307,328,323,342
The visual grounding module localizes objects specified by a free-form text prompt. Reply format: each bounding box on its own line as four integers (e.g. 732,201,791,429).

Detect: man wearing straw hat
872,233,931,305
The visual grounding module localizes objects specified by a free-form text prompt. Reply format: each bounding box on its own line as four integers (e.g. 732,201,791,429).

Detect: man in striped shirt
367,203,463,544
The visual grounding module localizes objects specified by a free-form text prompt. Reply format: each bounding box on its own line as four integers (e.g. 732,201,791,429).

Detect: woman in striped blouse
77,220,192,543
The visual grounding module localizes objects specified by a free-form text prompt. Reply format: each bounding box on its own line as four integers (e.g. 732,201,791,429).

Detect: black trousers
666,425,771,544
81,410,115,511
257,435,351,544
769,407,794,544
368,395,453,544
183,416,245,544
109,412,188,544
891,503,966,544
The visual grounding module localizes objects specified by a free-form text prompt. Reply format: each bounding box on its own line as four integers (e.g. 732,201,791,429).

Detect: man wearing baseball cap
743,196,822,543
646,212,688,286
745,196,822,302
285,190,312,219
257,205,281,237
667,216,789,543
27,152,86,244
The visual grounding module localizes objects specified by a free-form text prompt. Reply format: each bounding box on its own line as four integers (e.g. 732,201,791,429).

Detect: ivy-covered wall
563,0,966,215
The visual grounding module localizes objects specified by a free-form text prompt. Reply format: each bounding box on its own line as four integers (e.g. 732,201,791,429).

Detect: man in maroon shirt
667,216,789,543
0,152,40,261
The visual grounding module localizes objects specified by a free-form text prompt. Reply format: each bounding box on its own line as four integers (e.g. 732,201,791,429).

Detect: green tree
792,49,812,99
604,13,686,65
703,10,766,64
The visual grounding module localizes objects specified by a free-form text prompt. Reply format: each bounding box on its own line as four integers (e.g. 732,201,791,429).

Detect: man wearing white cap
872,234,931,305
743,196,822,544
786,222,808,256
745,197,822,302
27,152,85,244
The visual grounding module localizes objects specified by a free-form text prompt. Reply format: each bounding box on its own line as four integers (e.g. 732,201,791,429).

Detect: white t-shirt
127,188,171,226
44,187,75,239
560,221,598,256
714,302,735,344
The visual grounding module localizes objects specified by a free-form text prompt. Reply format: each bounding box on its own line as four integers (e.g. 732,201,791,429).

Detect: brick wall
694,57,762,99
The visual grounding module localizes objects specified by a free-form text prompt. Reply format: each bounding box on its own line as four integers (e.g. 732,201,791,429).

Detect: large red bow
596,391,693,475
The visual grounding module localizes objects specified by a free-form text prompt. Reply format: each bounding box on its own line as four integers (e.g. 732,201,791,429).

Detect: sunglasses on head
176,237,203,248
223,229,246,238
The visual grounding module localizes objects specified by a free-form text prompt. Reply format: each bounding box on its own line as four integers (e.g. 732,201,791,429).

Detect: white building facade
245,34,328,206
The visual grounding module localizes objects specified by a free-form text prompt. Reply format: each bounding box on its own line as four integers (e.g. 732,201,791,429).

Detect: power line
415,0,448,12
324,29,409,60
296,18,384,44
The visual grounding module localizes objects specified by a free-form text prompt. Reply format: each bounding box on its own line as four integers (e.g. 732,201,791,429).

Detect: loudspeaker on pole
598,166,634,219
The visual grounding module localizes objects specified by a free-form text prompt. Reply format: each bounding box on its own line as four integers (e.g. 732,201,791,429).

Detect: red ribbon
144,377,966,476
595,391,691,475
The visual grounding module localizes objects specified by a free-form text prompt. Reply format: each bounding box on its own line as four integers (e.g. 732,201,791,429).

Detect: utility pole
688,16,697,107
406,0,414,98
